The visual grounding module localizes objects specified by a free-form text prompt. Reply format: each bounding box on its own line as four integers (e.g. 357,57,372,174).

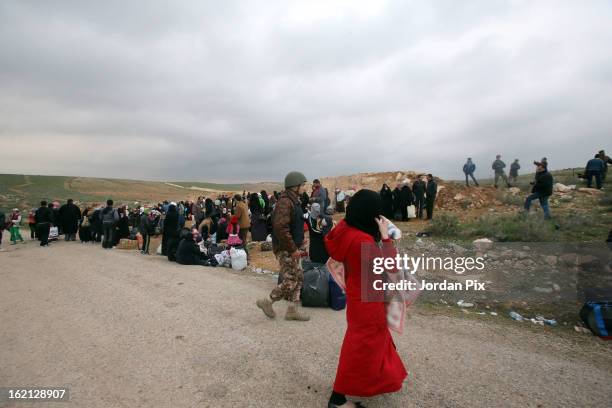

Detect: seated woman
176,229,208,266
226,215,242,247
198,216,217,242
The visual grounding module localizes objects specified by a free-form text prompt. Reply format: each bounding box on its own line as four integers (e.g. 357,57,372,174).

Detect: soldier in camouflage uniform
256,171,310,321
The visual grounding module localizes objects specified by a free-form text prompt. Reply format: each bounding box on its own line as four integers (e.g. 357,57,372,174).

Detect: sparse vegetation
429,212,460,236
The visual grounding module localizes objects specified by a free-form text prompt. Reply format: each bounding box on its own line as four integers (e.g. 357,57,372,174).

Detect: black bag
301,266,330,308
580,302,612,339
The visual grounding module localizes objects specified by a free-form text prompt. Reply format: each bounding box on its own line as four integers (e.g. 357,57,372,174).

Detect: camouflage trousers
270,251,303,303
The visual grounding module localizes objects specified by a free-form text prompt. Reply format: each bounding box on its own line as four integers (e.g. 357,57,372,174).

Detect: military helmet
284,171,307,188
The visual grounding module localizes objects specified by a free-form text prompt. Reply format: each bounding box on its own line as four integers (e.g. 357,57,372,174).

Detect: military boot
285,302,310,321
256,297,276,318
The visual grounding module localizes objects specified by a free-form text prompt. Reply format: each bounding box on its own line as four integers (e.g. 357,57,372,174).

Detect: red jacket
324,220,407,397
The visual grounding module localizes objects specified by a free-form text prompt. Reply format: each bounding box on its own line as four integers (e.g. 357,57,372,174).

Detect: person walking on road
324,189,408,407
256,171,310,322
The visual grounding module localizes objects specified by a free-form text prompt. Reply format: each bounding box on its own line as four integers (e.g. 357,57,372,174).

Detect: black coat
532,171,553,196
426,181,438,200
163,208,180,238
380,188,394,219
58,203,82,234
35,206,53,224
400,186,414,206
176,238,203,265
392,188,402,211
413,180,426,199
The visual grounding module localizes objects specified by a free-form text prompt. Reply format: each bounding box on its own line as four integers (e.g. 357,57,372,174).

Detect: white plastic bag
214,250,232,267
407,205,416,218
230,247,247,271
156,244,162,255
48,226,59,240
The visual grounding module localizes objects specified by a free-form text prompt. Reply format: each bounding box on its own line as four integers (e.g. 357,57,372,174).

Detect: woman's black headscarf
345,189,382,241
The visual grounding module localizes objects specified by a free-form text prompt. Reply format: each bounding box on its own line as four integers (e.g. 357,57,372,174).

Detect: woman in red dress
324,189,407,407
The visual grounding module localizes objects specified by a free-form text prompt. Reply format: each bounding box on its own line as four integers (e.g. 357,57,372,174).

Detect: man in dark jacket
509,159,521,184
524,163,553,219
463,158,478,186
99,199,119,249
257,171,310,322
492,154,511,188
412,176,426,219
425,174,438,220
597,150,612,182
585,154,605,189
35,200,53,247
58,199,81,241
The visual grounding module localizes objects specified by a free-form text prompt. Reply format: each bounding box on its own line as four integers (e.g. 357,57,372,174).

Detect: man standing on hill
492,154,511,188
100,199,119,249
585,154,605,189
598,150,612,182
509,159,521,184
463,158,479,186
425,174,438,220
256,171,310,322
412,175,426,219
524,163,553,219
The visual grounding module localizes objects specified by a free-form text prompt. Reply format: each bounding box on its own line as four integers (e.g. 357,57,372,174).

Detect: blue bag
328,274,346,311
580,301,612,340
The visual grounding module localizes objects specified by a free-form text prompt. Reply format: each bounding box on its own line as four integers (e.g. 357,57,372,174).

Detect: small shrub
495,191,523,207
429,212,460,236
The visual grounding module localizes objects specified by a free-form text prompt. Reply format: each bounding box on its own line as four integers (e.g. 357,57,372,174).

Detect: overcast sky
1,0,611,183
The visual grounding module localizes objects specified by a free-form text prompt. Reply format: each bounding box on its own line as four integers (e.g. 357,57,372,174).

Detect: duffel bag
301,266,330,308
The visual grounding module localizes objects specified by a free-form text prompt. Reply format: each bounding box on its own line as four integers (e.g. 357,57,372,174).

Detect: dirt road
2,241,612,407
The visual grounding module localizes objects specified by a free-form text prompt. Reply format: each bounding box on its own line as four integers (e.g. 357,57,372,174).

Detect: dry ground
2,240,612,408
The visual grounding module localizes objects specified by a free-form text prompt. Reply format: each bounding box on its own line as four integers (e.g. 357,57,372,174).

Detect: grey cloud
1,0,611,183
